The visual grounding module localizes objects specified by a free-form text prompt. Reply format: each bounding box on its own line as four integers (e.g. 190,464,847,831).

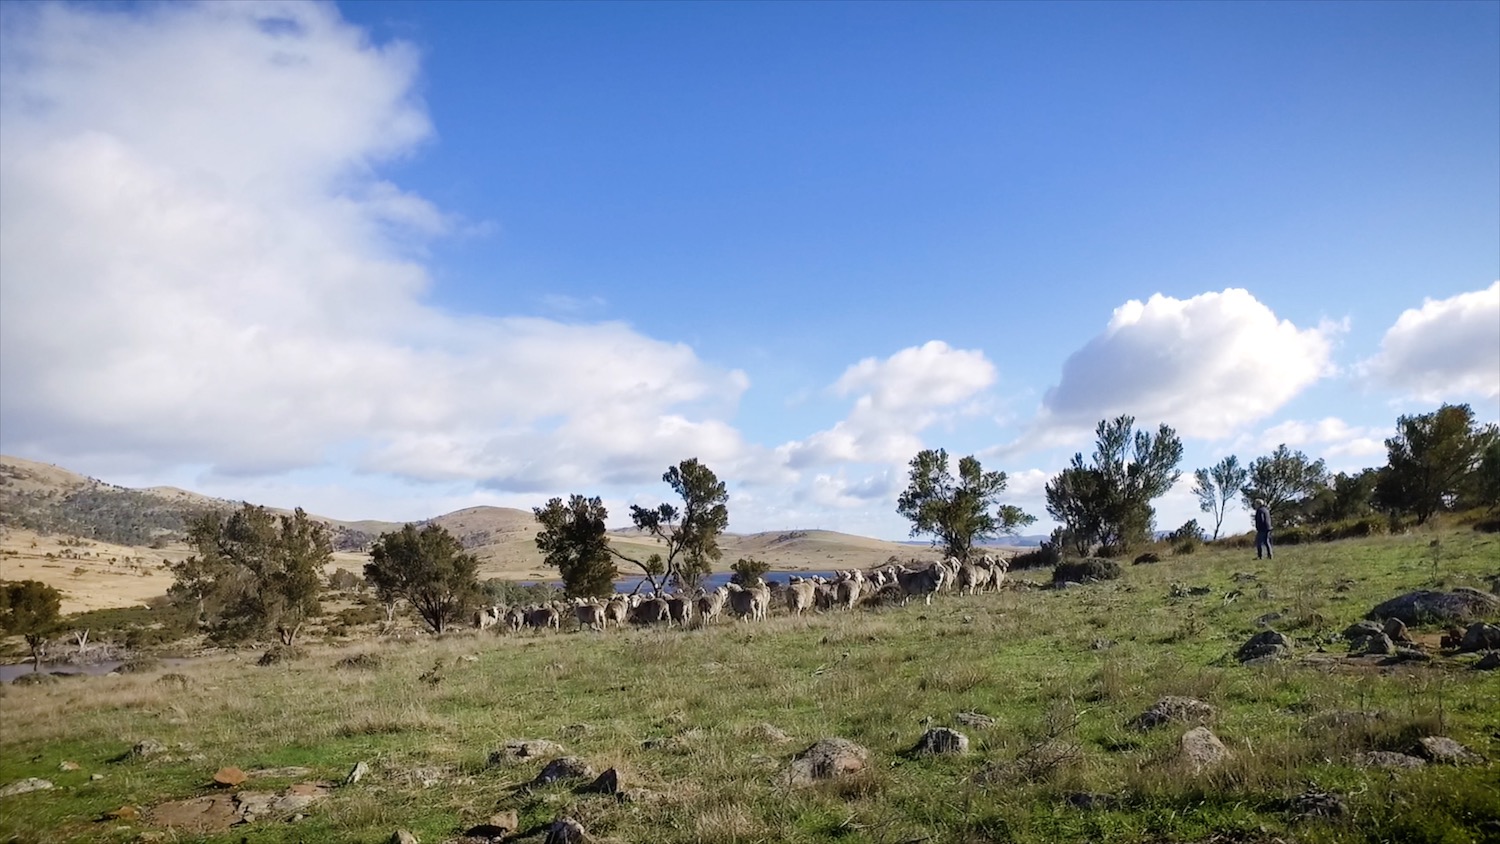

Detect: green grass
1,525,1498,843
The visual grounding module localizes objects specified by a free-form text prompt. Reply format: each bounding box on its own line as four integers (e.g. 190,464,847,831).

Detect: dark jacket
1254,505,1271,533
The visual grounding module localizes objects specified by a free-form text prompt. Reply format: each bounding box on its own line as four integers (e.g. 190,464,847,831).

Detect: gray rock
0,778,53,797
1289,790,1346,818
1130,696,1215,730
129,739,167,759
1418,736,1482,765
577,768,619,795
1460,622,1500,652
1355,751,1426,769
532,756,595,787
782,737,870,786
390,832,419,844
1063,792,1118,810
749,723,791,743
1383,617,1412,643
955,711,997,729
1368,589,1500,626
490,739,566,766
344,761,369,785
544,817,588,844
1179,727,1229,771
1237,630,1293,662
912,727,970,755
1254,612,1283,628
1476,652,1500,670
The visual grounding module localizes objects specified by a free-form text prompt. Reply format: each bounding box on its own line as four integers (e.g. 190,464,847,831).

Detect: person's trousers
1255,530,1273,559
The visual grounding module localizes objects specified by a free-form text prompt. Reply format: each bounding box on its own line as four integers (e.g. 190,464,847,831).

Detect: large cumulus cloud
1361,282,1500,403
0,1,751,491
1040,289,1336,438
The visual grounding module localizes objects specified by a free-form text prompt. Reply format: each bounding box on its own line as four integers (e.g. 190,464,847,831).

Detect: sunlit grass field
1,523,1497,843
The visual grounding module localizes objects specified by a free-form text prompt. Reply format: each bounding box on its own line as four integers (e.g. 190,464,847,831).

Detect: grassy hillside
1,524,1496,843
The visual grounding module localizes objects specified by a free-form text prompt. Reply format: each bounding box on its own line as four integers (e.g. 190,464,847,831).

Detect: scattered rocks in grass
1355,751,1426,769
0,778,53,797
1178,727,1229,771
912,727,970,755
491,739,566,765
234,782,331,821
58,761,79,771
956,711,997,729
1417,736,1481,765
1288,789,1347,818
1460,622,1500,652
247,766,313,779
1476,652,1500,670
544,817,589,844
1052,558,1122,584
1343,620,1392,654
344,761,369,785
1237,630,1293,663
389,831,418,844
1380,647,1432,665
532,757,595,787
782,738,870,786
212,767,247,787
1367,588,1500,626
1130,696,1215,730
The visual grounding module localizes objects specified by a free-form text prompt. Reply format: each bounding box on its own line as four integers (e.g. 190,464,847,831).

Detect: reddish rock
212,767,247,787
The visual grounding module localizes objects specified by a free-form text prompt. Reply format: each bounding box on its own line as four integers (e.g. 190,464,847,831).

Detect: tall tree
1239,445,1329,528
365,524,481,634
533,495,618,599
0,580,63,671
627,458,730,592
1374,403,1500,524
170,504,328,646
1304,469,1380,524
1046,416,1183,553
1192,455,1248,540
897,449,1035,561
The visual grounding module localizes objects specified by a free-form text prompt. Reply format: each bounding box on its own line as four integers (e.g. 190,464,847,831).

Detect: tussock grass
2,527,1498,842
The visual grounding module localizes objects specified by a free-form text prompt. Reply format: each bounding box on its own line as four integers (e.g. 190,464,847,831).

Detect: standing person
1253,499,1273,560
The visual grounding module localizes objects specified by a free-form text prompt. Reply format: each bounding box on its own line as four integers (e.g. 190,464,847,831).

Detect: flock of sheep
472,553,1012,634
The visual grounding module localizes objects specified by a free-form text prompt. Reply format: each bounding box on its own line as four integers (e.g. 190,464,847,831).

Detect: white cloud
1038,289,1337,439
1361,282,1500,403
777,341,996,468
1239,417,1387,463
0,1,752,492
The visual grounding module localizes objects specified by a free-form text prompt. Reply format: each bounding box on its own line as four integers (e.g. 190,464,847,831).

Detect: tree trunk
74,628,89,655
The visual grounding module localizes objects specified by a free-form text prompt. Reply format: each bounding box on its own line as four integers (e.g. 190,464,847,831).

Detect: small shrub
1052,558,1121,583
1472,517,1500,534
1133,552,1162,565
257,645,306,667
1011,542,1062,570
730,557,770,586
117,657,163,674
335,652,383,670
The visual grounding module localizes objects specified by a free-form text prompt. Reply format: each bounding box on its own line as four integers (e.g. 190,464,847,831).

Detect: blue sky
1,0,1496,541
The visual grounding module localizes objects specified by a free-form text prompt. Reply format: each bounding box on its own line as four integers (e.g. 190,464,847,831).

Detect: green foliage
327,568,362,592
480,578,561,606
0,483,213,546
729,557,770,586
896,449,1035,561
1375,403,1500,523
1302,468,1380,525
627,458,730,592
1191,455,1247,540
1168,519,1205,554
533,495,618,599
1239,444,1328,528
1045,416,1183,554
0,580,63,667
168,504,328,646
364,524,480,634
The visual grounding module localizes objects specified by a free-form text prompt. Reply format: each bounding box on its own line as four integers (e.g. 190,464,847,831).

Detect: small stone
955,711,997,729
389,831,419,844
1476,652,1500,670
749,723,791,743
488,810,520,832
0,778,54,797
90,773,104,781
1418,736,1482,765
532,756,595,787
212,767,247,787
912,727,970,755
578,768,619,794
490,739,566,765
1064,792,1117,810
58,761,80,772
544,817,588,844
1355,751,1426,769
101,805,140,821
344,761,369,785
782,737,869,786
129,739,167,759
1290,790,1347,817
1130,696,1215,730
1179,727,1229,771
1237,630,1293,662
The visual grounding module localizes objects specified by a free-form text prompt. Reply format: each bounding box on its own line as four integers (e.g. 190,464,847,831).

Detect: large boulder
1343,621,1394,655
1459,622,1500,652
1367,589,1500,626
1237,630,1293,663
1178,727,1229,772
